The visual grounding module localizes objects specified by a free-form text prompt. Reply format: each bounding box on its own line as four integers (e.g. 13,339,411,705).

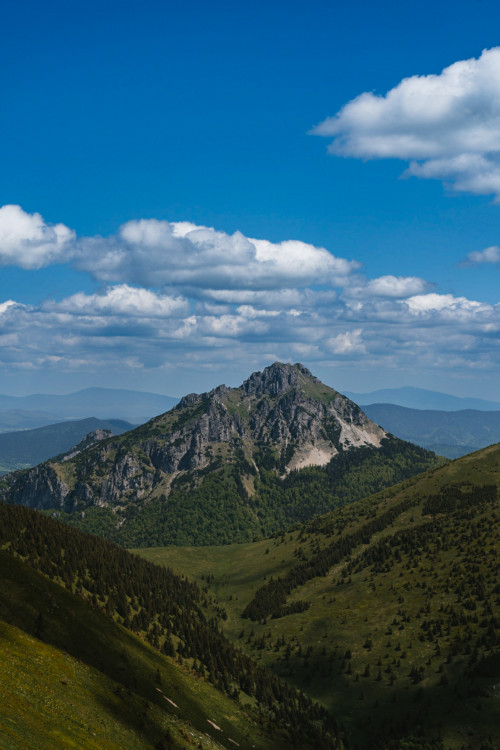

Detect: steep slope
362,403,500,458
0,417,133,474
0,362,443,546
0,503,342,750
139,443,500,749
0,557,234,750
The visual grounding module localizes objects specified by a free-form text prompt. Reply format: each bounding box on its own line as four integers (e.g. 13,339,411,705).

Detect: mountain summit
169,361,386,476
0,363,442,545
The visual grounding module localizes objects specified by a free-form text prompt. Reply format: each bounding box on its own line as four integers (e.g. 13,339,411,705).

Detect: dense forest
50,438,443,547
142,450,500,750
0,501,344,749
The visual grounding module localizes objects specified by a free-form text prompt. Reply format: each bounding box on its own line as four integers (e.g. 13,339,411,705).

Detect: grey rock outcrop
0,362,388,514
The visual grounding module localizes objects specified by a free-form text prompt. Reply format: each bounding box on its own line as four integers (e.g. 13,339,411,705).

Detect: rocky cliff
0,363,442,545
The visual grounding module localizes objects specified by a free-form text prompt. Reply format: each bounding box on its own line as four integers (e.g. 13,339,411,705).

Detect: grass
0,551,291,750
135,443,500,749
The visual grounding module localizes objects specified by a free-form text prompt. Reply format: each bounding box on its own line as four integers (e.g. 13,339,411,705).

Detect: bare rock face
4,464,69,511
61,429,114,462
0,362,388,514
243,361,310,398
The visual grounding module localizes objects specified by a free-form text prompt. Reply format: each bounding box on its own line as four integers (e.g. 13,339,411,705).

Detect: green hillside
0,504,343,750
136,443,500,749
0,553,258,750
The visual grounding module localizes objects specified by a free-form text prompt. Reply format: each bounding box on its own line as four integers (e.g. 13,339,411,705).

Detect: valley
136,443,500,749
0,363,498,749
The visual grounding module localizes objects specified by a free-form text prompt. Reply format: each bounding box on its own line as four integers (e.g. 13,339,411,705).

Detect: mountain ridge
344,385,500,411
0,387,179,430
0,362,443,546
0,417,133,474
362,402,500,458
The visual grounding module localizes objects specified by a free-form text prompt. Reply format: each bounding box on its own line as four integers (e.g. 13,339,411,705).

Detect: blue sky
1,0,500,398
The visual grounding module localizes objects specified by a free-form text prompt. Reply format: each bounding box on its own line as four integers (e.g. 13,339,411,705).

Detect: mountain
140,441,500,749
0,417,133,474
362,403,500,458
0,408,66,432
0,502,340,750
0,387,179,430
343,385,500,411
0,362,443,547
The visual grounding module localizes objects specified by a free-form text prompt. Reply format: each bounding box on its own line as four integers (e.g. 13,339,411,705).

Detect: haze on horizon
1,0,500,401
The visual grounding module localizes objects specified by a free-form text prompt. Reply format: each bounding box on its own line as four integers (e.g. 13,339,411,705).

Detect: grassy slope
0,551,289,750
136,444,500,749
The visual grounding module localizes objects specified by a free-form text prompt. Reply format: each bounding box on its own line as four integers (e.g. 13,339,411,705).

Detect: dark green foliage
243,493,419,620
0,501,343,749
143,443,500,749
421,483,497,515
251,438,441,528
38,438,442,548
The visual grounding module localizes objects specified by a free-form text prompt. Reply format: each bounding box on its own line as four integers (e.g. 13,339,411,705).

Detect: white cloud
73,219,359,291
312,47,500,200
367,275,429,297
346,275,429,299
0,300,20,314
404,292,488,316
1,283,500,384
201,288,338,309
44,285,188,317
462,245,500,265
0,205,75,268
1,204,500,389
327,329,365,354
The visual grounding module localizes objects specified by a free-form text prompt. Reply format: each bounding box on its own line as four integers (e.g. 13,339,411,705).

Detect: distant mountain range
0,387,179,431
0,417,133,474
343,385,500,411
362,403,500,458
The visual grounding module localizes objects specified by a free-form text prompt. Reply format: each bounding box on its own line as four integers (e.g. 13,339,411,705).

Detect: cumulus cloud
1,204,500,387
44,285,189,317
345,275,430,299
312,47,500,200
461,245,500,265
1,283,500,383
0,205,360,294
73,219,359,291
404,292,489,317
327,329,365,354
0,205,75,268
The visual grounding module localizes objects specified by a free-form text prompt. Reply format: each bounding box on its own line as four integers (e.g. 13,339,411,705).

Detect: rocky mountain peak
178,392,201,409
1,363,392,521
242,362,316,398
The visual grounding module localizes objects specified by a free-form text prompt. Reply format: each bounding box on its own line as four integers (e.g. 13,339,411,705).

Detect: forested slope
139,443,500,749
0,502,344,749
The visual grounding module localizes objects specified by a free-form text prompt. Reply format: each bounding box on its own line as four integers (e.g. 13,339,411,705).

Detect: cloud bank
312,47,500,200
0,204,498,387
